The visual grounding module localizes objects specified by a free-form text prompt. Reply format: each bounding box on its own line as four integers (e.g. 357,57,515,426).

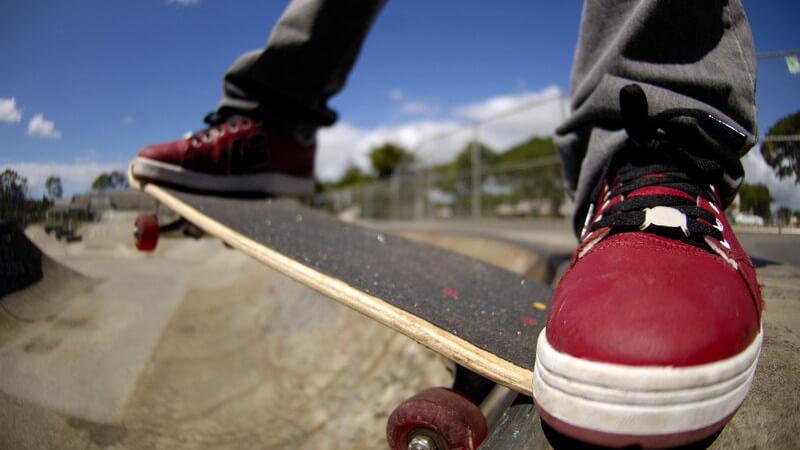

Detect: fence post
414,168,424,220
390,173,400,220
361,184,370,219
471,122,481,219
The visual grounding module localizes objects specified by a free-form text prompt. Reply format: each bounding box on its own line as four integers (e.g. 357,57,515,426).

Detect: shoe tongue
224,114,249,123
625,173,696,202
203,109,260,126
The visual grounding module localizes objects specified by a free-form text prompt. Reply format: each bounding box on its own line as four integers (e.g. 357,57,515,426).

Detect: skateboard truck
407,430,447,450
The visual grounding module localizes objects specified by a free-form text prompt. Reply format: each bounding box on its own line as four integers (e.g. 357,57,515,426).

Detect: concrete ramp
2,218,794,449
0,225,453,449
0,223,97,344
1,221,45,299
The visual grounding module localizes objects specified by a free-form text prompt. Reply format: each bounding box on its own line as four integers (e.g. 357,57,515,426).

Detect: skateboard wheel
387,387,488,450
134,213,159,251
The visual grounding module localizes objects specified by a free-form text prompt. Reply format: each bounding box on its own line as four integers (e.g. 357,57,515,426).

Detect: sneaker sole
533,326,762,448
132,157,313,196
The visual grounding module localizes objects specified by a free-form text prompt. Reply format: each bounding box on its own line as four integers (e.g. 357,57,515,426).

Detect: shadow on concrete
750,256,778,268
0,221,43,299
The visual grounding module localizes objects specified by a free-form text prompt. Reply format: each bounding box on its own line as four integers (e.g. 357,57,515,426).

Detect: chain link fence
346,156,567,221
320,91,572,220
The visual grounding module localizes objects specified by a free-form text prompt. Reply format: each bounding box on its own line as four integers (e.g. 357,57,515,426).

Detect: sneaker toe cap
547,235,760,367
136,140,187,165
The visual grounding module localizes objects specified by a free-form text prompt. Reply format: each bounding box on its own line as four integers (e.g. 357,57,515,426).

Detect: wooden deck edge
129,163,533,395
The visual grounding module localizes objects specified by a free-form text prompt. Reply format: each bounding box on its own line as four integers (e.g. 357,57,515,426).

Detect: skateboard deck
127,163,552,396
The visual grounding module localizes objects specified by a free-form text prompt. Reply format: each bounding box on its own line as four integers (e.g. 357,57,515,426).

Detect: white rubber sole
132,157,314,196
533,326,762,437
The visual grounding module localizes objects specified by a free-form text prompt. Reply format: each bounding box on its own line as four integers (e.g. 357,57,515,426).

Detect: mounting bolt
408,434,437,450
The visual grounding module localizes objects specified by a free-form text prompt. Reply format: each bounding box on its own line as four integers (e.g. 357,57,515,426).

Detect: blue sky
1,0,798,208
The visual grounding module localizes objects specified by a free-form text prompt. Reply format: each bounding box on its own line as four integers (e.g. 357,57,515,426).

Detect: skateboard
128,162,553,450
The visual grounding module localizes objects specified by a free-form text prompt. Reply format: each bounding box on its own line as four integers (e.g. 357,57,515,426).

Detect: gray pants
218,0,757,233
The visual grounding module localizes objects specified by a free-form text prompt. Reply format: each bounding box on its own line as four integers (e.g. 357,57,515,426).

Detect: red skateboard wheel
386,387,488,450
134,213,159,251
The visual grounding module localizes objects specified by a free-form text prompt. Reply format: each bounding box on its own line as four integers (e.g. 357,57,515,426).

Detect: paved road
737,232,800,268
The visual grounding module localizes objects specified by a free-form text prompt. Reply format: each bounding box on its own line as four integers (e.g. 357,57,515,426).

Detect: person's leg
536,1,762,447
133,0,385,195
557,0,757,233
217,0,387,130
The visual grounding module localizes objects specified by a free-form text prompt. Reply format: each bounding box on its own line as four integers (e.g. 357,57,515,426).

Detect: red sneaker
534,86,763,448
132,113,315,196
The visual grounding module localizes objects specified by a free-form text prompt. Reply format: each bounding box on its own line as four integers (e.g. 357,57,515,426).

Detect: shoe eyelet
241,119,251,130
720,238,731,249
229,123,239,133
714,218,724,232
191,138,201,148
581,203,595,238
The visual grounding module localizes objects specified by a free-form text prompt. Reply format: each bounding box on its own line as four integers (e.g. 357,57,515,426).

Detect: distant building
734,212,764,226
48,189,157,222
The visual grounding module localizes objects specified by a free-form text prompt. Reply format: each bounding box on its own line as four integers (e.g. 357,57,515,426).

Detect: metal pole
414,168,425,220
756,49,800,59
390,173,400,220
471,122,481,219
760,134,800,143
362,184,371,219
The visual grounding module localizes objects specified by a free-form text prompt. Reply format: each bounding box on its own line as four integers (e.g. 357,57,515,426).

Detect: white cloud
452,85,566,151
317,119,462,180
167,0,200,6
0,97,22,123
4,160,124,197
389,89,440,116
742,146,800,210
27,114,62,139
316,86,566,181
388,89,405,102
399,100,439,116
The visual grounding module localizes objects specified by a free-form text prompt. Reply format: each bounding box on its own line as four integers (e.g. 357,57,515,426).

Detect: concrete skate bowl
0,217,559,449
0,222,97,344
1,213,796,449
387,228,564,284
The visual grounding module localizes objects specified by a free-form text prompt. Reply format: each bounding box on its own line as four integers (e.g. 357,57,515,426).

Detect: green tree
0,169,29,222
1,169,27,198
335,165,374,188
761,110,800,183
434,141,498,191
776,206,793,225
498,136,558,162
92,170,128,190
495,136,564,215
432,141,498,214
368,143,415,179
738,183,773,221
45,175,63,199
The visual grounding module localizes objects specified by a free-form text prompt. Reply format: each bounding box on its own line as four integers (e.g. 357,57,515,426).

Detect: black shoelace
584,85,731,249
187,112,251,145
